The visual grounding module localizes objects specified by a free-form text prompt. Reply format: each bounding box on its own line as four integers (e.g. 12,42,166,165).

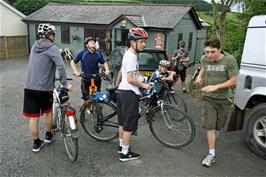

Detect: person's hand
73,71,80,77
195,76,203,85
104,70,110,75
67,83,73,92
201,85,218,93
143,83,152,90
162,77,167,81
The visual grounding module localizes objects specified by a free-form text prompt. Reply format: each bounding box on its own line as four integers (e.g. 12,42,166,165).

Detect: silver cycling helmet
37,23,56,38
159,60,170,67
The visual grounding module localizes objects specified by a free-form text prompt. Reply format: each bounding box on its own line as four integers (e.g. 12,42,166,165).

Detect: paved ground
0,58,265,177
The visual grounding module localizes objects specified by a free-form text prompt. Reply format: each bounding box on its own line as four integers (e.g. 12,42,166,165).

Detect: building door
121,29,129,47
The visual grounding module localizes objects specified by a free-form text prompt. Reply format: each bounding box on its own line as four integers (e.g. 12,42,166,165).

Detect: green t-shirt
201,52,239,99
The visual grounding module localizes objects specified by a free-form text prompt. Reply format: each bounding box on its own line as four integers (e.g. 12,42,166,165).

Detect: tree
210,0,235,42
14,0,49,15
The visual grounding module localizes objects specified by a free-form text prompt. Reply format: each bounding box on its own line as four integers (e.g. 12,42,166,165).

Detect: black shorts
117,90,139,132
81,77,101,100
23,89,53,118
174,66,187,81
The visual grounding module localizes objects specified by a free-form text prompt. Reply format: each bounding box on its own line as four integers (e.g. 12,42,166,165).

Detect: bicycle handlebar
55,78,73,81
75,73,111,81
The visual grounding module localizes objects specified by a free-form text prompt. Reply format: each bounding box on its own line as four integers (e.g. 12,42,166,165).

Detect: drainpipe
27,24,30,54
193,37,199,64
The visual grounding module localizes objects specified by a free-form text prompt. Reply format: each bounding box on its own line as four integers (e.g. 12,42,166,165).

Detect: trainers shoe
170,88,175,94
44,132,53,143
117,146,122,154
32,140,45,153
202,155,216,167
119,151,140,162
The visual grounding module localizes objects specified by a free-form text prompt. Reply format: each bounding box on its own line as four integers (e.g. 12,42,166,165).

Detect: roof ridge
48,2,192,7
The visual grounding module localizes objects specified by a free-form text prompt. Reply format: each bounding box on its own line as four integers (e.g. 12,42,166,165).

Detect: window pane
61,26,70,44
177,33,183,48
188,32,193,51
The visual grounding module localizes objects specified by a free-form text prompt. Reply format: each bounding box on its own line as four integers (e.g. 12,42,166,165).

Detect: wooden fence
0,35,29,59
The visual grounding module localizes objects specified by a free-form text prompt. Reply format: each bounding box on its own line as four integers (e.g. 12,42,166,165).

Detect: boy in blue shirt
71,37,110,105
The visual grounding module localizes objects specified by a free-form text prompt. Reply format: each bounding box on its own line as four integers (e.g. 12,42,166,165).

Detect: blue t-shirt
74,49,105,74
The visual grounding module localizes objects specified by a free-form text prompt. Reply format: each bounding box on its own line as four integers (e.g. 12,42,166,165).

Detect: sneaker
202,155,216,167
120,151,140,162
32,140,45,153
170,88,175,94
44,132,53,143
117,146,122,154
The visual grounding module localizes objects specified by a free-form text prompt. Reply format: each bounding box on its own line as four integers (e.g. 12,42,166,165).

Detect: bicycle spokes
160,104,174,129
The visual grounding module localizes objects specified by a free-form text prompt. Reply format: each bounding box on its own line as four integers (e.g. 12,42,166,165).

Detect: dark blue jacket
74,49,105,74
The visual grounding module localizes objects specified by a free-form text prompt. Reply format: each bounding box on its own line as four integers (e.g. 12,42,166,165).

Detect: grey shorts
202,96,232,130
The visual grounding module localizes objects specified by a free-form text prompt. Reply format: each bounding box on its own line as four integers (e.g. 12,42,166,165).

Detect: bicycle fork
158,101,173,129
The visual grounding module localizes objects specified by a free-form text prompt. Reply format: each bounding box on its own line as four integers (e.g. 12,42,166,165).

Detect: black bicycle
80,77,195,148
78,73,118,141
52,79,78,162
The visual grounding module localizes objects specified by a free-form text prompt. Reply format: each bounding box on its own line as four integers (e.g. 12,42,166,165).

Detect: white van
228,15,266,160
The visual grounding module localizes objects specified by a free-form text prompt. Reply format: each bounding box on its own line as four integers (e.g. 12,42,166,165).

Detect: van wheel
245,103,266,160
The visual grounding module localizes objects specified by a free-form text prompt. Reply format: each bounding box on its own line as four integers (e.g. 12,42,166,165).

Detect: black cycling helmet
84,37,96,44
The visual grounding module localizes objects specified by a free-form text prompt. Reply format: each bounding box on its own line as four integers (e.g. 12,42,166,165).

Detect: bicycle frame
53,87,77,132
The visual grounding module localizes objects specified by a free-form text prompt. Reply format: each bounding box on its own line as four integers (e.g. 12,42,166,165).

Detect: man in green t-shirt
195,38,238,167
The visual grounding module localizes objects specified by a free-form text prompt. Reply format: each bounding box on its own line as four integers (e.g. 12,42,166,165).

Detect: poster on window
154,33,164,49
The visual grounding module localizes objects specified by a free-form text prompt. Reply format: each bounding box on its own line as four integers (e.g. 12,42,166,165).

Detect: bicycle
145,76,188,113
52,78,78,162
78,73,118,141
81,76,195,148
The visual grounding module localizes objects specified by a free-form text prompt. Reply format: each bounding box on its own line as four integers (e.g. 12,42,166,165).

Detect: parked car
108,47,169,84
228,15,266,160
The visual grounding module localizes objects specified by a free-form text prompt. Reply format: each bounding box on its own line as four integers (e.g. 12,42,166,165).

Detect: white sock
121,144,129,155
209,149,215,157
119,138,123,147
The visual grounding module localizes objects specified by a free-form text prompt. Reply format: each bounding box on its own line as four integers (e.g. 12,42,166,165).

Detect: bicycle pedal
95,127,103,133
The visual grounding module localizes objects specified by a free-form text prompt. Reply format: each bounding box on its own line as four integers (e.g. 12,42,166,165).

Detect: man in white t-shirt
115,27,152,161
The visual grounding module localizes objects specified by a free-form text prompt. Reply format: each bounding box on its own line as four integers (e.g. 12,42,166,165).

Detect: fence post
4,36,9,59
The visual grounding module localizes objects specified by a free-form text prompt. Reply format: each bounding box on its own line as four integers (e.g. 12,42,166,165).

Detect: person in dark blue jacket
70,37,110,105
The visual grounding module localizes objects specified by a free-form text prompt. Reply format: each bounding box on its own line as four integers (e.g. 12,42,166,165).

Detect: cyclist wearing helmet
172,40,190,92
115,27,151,161
23,23,73,152
70,36,110,105
149,59,176,82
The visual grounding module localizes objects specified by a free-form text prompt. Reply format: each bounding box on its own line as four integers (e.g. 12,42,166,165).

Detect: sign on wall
154,32,165,49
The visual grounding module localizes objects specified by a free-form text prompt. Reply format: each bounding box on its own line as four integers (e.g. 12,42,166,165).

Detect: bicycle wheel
164,92,187,113
148,104,195,148
62,114,78,162
80,101,118,141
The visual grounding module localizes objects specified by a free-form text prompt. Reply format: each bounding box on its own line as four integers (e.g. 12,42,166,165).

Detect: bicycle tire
148,104,195,148
80,101,118,141
164,92,187,113
62,114,79,162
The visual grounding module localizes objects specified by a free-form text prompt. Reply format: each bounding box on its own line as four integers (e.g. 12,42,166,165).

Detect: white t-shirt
118,50,141,95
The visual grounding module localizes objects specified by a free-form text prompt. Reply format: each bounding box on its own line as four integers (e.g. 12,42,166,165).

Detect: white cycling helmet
37,23,56,38
159,60,170,67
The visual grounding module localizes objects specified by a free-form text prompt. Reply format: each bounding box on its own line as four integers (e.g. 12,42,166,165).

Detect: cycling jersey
73,49,105,74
